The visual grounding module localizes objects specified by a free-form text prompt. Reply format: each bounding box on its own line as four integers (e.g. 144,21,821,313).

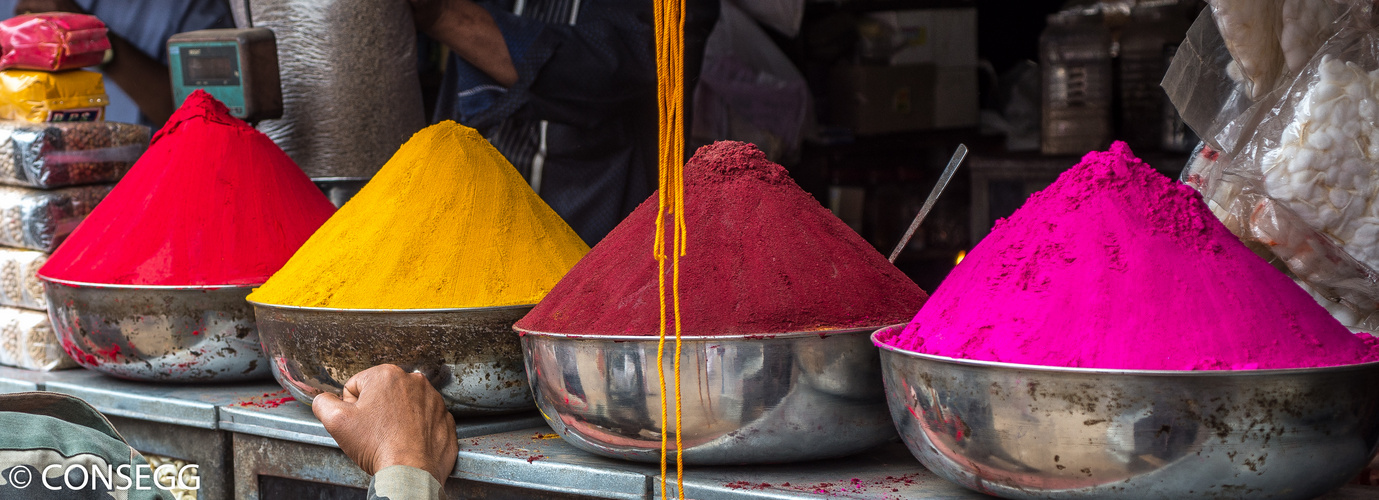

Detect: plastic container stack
1039,10,1114,155
0,13,146,371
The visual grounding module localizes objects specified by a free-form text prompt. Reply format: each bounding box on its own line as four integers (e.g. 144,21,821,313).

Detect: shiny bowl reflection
252,301,534,416
874,325,1379,500
518,326,897,465
43,277,267,382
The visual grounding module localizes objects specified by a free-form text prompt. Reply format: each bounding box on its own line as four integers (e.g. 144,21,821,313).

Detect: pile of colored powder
247,121,589,309
515,141,926,336
38,90,335,286
877,141,1379,370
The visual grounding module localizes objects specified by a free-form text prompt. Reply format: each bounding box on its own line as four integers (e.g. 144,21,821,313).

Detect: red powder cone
39,90,336,286
516,141,927,336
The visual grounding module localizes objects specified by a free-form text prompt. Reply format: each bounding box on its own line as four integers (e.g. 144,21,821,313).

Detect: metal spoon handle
888,144,968,263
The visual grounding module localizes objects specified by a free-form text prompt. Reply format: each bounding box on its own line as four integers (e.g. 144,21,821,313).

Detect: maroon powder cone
516,141,927,336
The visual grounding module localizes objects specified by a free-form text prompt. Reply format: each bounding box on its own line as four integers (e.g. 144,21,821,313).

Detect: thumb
312,391,353,431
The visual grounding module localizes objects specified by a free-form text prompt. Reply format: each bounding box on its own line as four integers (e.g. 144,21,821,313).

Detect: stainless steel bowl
874,325,1379,500
43,277,267,382
518,326,897,465
252,302,534,416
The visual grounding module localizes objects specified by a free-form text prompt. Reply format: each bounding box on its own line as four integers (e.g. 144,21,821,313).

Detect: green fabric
0,392,173,500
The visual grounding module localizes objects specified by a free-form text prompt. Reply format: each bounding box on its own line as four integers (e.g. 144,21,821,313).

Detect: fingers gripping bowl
252,301,534,416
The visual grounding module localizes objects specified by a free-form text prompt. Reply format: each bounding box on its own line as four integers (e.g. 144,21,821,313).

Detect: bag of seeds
0,247,45,310
0,184,109,252
0,305,74,371
0,120,148,188
1180,8,1379,330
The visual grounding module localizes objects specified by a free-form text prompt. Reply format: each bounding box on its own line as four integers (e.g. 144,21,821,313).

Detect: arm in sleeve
445,0,655,129
367,465,443,500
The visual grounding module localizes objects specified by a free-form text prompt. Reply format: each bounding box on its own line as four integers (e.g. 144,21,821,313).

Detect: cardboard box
829,63,977,135
933,64,978,129
866,8,978,67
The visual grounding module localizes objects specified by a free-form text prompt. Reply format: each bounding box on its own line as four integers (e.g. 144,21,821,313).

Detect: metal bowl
252,302,534,416
517,326,897,465
874,325,1379,500
43,277,267,382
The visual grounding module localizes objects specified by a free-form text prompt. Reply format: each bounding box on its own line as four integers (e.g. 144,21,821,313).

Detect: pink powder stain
60,337,101,367
878,142,1379,370
92,344,121,359
233,390,292,408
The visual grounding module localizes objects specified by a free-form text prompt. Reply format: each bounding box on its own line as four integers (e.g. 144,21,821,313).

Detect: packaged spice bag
0,69,107,123
0,13,109,71
0,247,46,310
0,184,110,252
0,306,74,371
0,120,148,188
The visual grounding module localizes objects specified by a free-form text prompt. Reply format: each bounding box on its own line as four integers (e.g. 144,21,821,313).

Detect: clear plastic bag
1165,2,1369,155
0,13,109,72
0,247,47,310
0,305,74,371
0,121,148,188
1179,8,1379,330
0,184,110,252
691,0,809,162
1163,8,1266,156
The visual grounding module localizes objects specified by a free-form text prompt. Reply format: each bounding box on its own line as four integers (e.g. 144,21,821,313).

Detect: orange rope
653,0,685,496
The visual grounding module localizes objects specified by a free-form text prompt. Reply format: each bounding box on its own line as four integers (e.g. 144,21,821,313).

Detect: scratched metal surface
220,397,546,448
651,443,988,500
0,364,65,392
41,368,281,429
454,428,662,500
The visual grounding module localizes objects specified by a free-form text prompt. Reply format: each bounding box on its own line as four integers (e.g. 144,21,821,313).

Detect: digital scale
167,28,282,121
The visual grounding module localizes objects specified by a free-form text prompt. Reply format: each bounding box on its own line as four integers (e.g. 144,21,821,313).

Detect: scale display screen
180,45,241,87
168,28,280,121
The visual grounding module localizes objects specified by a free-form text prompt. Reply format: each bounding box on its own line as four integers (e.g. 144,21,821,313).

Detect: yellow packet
0,69,107,123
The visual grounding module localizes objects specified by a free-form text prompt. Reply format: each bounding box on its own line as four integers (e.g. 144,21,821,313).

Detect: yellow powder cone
248,121,590,309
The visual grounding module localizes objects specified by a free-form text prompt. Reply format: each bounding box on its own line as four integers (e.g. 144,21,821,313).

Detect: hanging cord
653,0,686,496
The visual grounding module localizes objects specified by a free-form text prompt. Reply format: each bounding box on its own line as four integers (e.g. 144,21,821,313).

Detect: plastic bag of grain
1165,1,1366,155
0,306,74,370
0,184,110,251
0,120,148,188
0,247,46,309
1180,10,1379,330
0,13,109,71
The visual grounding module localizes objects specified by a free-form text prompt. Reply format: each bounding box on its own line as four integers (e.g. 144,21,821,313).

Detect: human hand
313,364,459,484
14,0,85,15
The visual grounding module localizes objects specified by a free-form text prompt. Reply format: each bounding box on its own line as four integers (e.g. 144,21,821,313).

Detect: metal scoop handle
888,144,967,263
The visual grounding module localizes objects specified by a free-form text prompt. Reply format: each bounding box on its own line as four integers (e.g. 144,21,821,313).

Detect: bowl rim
514,324,883,341
39,275,261,291
870,324,1379,376
248,300,537,314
